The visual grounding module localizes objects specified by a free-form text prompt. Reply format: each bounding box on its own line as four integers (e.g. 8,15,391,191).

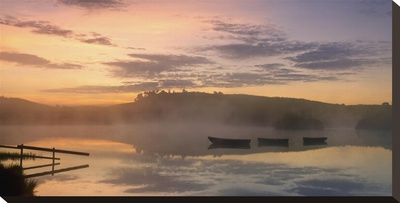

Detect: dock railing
0,144,89,178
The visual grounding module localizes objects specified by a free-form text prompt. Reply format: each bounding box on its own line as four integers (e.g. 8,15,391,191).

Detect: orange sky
0,0,392,106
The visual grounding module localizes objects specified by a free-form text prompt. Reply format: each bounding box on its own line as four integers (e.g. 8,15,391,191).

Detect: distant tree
144,90,158,97
135,93,143,101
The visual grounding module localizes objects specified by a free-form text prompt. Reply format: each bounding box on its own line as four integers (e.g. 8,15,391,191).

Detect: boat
257,138,289,147
207,136,251,146
303,137,328,145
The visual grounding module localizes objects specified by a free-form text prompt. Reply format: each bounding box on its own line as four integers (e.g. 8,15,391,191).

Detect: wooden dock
0,144,90,178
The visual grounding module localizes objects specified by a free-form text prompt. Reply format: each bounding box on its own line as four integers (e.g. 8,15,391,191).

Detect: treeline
0,92,392,130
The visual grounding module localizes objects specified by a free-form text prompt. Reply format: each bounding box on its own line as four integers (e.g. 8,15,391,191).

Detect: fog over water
0,122,392,196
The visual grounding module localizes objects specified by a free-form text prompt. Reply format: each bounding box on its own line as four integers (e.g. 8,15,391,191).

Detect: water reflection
208,143,251,150
0,124,392,196
257,138,289,147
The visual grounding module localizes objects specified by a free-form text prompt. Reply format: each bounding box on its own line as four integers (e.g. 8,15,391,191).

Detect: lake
0,122,392,196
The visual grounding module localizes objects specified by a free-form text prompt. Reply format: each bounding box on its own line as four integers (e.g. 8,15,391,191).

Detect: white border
0,197,7,203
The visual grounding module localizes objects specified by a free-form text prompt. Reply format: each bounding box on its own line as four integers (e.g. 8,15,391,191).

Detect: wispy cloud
126,47,146,51
0,15,116,46
286,41,390,71
43,79,199,93
57,0,128,10
104,53,214,78
198,71,338,88
1,15,73,37
204,20,287,43
158,79,197,89
0,51,83,69
104,61,173,77
198,19,391,72
197,19,318,59
48,54,347,93
79,32,115,46
44,82,159,93
356,0,392,17
199,41,317,59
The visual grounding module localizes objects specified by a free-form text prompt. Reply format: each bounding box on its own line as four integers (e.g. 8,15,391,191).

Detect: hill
0,92,392,130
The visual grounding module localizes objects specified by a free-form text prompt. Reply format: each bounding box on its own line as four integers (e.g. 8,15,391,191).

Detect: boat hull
208,136,251,146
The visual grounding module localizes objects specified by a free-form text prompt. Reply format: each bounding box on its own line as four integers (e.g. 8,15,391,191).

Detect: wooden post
52,147,55,176
20,144,24,168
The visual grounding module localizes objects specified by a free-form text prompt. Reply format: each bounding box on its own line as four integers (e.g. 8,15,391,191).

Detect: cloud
0,15,116,46
104,53,214,78
80,36,114,46
0,51,83,69
43,79,199,93
205,20,287,43
285,42,386,71
58,0,127,10
128,53,214,67
43,82,159,93
198,69,339,88
126,47,146,51
199,19,390,73
200,41,317,59
46,65,342,92
104,61,174,77
197,20,318,59
0,51,49,65
1,15,73,37
159,79,197,89
256,63,285,69
287,43,357,63
356,0,392,17
79,32,116,46
293,58,367,70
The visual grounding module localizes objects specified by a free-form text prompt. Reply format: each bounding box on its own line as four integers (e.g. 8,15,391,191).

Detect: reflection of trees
0,163,37,196
355,130,392,150
274,112,324,130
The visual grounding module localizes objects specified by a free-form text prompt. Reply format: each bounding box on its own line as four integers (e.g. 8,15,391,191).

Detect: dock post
20,144,24,168
52,147,55,176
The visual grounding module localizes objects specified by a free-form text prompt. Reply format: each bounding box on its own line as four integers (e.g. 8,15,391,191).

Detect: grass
0,151,38,161
0,163,38,196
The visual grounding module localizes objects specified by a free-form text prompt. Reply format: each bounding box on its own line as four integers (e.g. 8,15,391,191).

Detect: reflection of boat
208,136,251,146
303,137,328,145
257,138,289,147
208,143,251,150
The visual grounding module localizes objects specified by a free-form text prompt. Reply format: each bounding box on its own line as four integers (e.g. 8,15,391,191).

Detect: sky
0,0,393,106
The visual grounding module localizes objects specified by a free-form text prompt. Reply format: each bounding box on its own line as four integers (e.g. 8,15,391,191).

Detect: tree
135,93,143,101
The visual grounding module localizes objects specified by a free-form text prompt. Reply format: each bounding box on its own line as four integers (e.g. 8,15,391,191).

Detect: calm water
0,123,392,196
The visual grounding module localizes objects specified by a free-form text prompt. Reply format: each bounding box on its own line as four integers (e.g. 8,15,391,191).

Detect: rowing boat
207,136,251,146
